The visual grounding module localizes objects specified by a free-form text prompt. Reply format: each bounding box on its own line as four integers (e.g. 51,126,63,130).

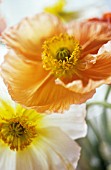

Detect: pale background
0,0,111,26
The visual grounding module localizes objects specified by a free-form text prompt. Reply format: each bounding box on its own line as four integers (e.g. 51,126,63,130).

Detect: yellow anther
42,34,81,78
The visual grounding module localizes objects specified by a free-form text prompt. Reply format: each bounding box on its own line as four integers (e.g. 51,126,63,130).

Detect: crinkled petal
1,50,94,112
57,41,111,94
43,104,87,139
66,21,111,57
2,13,65,61
76,41,111,91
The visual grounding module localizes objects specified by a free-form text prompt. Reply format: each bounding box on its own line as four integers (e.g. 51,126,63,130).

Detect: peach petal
88,13,111,23
56,78,111,94
66,21,111,57
2,13,65,61
57,41,111,94
1,50,94,113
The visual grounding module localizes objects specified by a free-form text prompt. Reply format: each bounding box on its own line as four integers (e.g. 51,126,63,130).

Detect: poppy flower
0,17,6,34
0,77,87,170
1,13,111,112
88,12,111,23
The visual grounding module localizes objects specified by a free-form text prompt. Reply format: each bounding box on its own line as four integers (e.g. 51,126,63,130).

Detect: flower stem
87,101,111,109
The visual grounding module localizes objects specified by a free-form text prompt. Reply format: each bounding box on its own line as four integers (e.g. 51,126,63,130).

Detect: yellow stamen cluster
42,34,81,78
0,116,37,151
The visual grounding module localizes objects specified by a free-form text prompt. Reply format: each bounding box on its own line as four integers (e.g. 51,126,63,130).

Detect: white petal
98,40,111,54
0,127,80,170
16,146,49,170
0,76,15,103
16,127,80,170
0,45,8,64
44,104,87,140
0,143,16,170
39,127,81,169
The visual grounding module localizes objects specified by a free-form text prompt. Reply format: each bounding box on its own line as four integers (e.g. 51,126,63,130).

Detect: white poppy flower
0,77,87,170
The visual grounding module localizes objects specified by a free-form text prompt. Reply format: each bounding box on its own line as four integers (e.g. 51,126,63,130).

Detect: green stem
87,101,111,109
87,85,111,142
87,119,102,141
104,86,111,100
102,86,111,142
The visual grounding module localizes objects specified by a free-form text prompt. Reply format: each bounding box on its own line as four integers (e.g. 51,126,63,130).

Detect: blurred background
1,0,111,170
0,0,111,26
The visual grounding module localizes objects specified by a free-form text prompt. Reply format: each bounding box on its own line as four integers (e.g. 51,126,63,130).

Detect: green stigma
56,47,71,61
9,122,25,137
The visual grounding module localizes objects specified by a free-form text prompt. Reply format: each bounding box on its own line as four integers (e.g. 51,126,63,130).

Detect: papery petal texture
2,13,111,112
1,49,94,112
2,13,65,61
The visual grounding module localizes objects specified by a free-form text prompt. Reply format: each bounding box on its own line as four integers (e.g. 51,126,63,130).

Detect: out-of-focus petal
2,13,65,61
1,50,94,112
43,104,87,139
0,17,6,34
88,12,111,23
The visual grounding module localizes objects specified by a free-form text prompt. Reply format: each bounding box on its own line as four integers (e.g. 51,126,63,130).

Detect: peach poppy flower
1,13,111,112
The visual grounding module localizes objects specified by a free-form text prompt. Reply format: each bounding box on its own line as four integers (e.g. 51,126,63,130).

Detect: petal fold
57,41,111,94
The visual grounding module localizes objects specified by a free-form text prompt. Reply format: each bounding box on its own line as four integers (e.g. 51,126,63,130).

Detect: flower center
0,117,37,151
42,34,81,78
8,122,25,137
56,47,70,61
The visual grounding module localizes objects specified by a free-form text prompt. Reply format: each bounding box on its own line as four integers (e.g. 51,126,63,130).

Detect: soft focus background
1,0,111,170
0,0,110,26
